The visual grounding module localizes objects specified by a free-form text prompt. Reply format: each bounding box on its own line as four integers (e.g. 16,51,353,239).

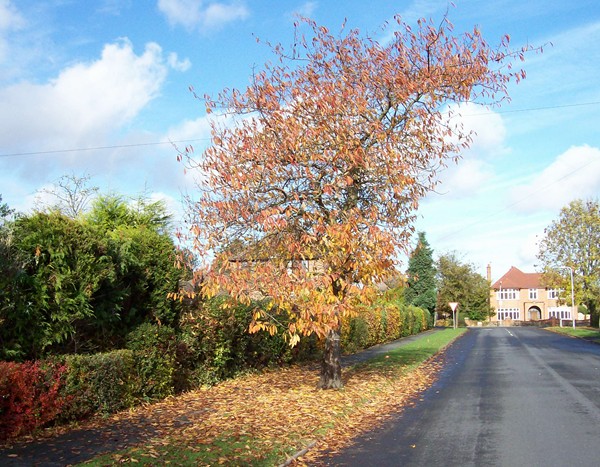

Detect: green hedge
61,350,136,421
0,329,181,440
0,294,428,440
341,301,430,354
176,297,314,387
126,323,177,402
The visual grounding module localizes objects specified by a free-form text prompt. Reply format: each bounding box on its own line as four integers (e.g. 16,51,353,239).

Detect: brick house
488,266,572,323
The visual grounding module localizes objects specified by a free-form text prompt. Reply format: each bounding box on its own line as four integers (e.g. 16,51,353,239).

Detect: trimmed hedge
175,297,315,387
126,323,177,402
61,350,136,421
0,360,67,439
0,294,429,440
341,302,430,354
0,339,180,440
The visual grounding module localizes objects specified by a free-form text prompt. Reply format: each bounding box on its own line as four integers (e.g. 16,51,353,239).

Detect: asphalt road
324,327,600,467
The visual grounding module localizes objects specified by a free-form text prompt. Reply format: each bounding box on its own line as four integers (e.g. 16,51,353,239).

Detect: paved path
341,328,444,366
0,328,443,466
323,327,600,466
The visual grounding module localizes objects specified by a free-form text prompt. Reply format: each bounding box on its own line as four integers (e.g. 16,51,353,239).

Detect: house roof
491,266,543,290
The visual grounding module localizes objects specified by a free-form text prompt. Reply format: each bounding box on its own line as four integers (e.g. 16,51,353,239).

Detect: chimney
487,263,492,283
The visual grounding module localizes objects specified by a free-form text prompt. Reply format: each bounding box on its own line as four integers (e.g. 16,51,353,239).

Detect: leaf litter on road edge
81,349,450,466
5,330,464,466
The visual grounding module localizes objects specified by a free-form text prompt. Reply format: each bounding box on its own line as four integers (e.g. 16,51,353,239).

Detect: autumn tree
405,232,437,316
181,15,534,388
537,199,600,327
436,252,491,322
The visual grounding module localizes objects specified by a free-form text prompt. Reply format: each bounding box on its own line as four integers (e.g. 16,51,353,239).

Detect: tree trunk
318,328,343,389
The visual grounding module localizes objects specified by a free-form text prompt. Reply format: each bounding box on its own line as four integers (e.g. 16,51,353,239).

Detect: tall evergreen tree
405,232,437,315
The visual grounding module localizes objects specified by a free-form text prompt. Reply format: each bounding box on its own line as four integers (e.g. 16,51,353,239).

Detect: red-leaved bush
0,360,67,440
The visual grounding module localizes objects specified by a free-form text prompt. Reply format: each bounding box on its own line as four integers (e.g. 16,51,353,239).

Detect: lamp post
558,266,575,329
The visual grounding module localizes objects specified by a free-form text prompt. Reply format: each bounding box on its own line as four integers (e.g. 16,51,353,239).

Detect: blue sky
1,0,599,281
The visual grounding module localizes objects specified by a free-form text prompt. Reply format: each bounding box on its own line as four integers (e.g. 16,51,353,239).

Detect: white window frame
549,307,571,319
497,308,521,320
529,288,538,300
547,289,561,300
497,288,518,300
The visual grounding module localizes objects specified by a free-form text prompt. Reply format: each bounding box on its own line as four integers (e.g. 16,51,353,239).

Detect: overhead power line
1,100,599,159
0,138,209,159
463,100,600,116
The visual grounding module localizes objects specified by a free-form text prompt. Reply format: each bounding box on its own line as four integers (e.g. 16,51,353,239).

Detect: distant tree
405,232,436,316
181,15,535,388
537,199,600,327
436,252,491,322
86,194,172,233
34,173,99,218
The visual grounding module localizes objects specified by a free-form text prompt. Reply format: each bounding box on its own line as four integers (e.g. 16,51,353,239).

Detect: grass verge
547,326,600,344
82,328,467,466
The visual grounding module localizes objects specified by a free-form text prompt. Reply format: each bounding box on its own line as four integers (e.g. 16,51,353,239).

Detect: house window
529,289,538,300
497,288,518,300
549,307,571,319
497,308,520,320
547,289,561,299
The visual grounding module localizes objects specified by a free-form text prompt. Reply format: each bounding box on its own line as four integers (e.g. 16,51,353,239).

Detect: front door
528,307,541,321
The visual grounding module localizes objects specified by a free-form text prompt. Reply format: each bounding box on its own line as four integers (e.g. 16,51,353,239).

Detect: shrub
126,323,177,401
341,314,369,354
177,296,320,387
341,299,430,354
0,360,66,440
61,350,136,420
383,304,401,341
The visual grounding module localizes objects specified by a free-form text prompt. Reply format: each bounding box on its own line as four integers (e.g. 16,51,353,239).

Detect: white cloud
166,116,212,143
168,52,191,71
510,145,600,213
0,0,22,29
149,190,186,223
0,0,25,63
292,1,317,18
157,0,249,32
0,39,168,155
432,103,508,198
516,232,541,271
445,102,507,157
162,115,215,188
435,159,494,197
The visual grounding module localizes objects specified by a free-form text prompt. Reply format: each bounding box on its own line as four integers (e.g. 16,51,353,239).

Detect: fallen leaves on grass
73,351,446,466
